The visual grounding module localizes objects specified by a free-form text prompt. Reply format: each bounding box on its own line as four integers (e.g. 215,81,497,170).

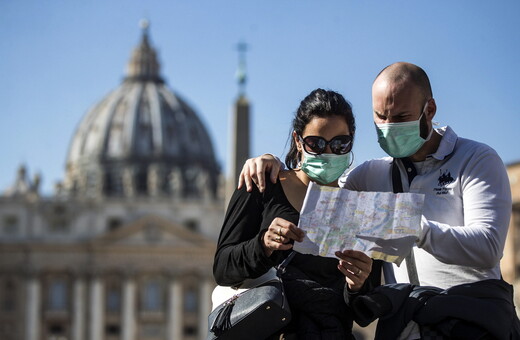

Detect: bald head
374,62,433,100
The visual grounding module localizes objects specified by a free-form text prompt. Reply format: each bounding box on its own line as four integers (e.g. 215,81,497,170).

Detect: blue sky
1,1,520,194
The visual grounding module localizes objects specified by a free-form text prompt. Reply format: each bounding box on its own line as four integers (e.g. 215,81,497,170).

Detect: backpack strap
392,159,420,286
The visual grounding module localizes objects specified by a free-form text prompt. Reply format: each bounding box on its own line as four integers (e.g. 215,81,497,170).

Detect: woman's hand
262,217,305,257
238,154,281,193
335,250,373,292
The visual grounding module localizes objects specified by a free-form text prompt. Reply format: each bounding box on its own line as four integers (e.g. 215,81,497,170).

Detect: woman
213,89,381,339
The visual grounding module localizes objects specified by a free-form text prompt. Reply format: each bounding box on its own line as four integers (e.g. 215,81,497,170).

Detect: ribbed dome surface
64,23,220,198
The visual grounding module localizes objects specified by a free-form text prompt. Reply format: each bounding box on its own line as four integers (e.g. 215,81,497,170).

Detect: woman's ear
292,131,301,152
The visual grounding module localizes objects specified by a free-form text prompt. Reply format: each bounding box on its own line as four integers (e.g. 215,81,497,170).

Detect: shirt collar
429,126,457,160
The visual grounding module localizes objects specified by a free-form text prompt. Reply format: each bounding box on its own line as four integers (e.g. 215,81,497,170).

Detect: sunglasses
299,135,353,155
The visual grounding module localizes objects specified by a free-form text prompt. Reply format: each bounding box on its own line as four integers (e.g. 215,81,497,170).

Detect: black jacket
349,279,520,339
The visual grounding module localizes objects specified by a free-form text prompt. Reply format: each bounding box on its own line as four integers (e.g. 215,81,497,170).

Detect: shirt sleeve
417,147,512,268
213,185,278,286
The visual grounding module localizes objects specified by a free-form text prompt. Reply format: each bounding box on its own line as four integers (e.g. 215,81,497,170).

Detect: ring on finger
356,268,362,276
278,227,282,236
275,235,281,242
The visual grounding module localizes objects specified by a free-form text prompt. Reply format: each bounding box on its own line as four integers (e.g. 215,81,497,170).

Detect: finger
268,233,293,250
238,173,244,190
337,264,363,291
337,258,357,275
256,161,266,193
335,251,370,274
337,259,367,281
270,162,279,184
247,162,258,192
285,225,305,242
238,161,251,190
270,219,305,244
347,249,372,263
337,250,372,267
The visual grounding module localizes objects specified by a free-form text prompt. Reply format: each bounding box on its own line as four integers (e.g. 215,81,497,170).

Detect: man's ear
426,98,437,120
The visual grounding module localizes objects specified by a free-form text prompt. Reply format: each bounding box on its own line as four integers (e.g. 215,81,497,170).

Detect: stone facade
0,21,224,340
502,162,520,313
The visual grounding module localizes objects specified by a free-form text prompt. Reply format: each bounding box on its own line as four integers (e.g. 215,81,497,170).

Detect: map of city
293,182,425,265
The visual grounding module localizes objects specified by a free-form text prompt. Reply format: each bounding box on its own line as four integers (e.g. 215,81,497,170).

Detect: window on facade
105,324,120,336
183,287,198,313
106,286,121,313
103,172,115,195
107,218,123,231
183,325,197,336
3,215,18,235
49,205,68,233
48,323,64,335
136,168,148,194
104,170,123,196
141,280,163,312
48,279,67,311
1,279,16,312
184,219,198,232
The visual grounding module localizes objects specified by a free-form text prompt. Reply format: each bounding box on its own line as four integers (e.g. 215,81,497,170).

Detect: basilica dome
64,22,220,198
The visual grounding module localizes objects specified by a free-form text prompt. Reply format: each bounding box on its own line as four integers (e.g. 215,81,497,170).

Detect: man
238,62,515,337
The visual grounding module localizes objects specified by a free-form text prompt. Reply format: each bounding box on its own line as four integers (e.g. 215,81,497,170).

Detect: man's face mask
375,101,432,158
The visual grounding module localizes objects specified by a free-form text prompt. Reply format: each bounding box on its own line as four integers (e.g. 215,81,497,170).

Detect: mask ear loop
296,151,302,169
294,131,303,169
348,151,355,168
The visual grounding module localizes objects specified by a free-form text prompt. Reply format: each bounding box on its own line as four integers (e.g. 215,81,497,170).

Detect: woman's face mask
300,149,352,184
375,101,432,158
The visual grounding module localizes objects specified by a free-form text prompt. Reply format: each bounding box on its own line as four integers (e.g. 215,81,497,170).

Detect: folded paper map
293,182,425,265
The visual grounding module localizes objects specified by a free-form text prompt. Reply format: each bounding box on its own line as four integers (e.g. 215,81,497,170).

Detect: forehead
372,79,422,113
302,116,350,137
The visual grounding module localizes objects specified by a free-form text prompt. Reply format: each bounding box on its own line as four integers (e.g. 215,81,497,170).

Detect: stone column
89,276,104,340
166,278,182,340
25,275,40,340
198,279,213,340
72,277,86,340
122,276,136,340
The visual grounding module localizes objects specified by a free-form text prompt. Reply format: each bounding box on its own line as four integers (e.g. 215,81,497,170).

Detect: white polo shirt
341,126,512,289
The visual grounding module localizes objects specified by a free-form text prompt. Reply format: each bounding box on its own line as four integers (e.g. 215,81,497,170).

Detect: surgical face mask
375,102,432,158
300,149,352,184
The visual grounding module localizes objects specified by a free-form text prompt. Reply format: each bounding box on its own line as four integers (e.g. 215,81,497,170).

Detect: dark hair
285,89,355,169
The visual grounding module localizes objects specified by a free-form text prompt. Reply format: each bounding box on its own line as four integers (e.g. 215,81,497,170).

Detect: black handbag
207,253,294,340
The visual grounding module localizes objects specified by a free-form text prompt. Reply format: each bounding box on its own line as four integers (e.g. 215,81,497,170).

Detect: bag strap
392,159,420,286
276,251,296,276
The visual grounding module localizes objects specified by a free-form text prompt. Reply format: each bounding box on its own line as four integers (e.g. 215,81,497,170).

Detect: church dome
64,21,220,199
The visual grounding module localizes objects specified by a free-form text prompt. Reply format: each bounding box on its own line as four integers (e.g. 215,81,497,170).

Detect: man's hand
238,154,281,193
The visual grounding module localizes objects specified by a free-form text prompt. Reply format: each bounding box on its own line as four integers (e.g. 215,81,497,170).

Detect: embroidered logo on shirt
434,169,454,195
437,169,454,187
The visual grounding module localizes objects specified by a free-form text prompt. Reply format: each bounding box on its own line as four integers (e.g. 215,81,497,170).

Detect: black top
213,177,344,287
213,177,383,338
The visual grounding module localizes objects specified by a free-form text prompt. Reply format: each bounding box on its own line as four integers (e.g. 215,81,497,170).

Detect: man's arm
238,154,284,192
418,148,512,268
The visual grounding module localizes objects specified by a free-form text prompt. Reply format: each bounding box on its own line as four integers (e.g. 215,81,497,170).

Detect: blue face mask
300,149,352,184
375,102,432,158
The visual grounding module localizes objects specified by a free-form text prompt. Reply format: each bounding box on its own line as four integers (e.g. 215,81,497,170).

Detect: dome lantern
126,19,163,83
